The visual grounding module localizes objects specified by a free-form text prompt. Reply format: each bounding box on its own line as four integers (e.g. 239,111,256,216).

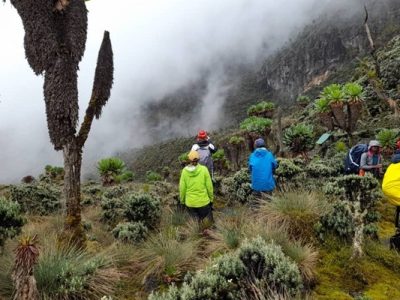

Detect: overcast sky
0,0,362,182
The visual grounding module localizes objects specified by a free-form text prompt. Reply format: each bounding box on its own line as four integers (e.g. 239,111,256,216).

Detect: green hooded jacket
179,164,213,208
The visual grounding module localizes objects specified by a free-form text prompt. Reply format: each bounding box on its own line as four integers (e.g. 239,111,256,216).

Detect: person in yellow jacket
382,150,400,233
179,150,214,222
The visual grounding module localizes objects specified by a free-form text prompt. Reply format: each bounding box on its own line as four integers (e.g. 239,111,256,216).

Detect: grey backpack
197,146,214,175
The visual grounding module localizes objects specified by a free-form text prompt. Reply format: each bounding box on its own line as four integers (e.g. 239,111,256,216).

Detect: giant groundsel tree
6,0,114,245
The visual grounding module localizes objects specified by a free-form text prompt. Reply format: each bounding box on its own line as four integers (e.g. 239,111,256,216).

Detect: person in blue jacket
248,138,277,195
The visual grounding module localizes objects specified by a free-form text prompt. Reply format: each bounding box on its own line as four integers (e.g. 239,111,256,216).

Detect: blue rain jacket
248,148,277,192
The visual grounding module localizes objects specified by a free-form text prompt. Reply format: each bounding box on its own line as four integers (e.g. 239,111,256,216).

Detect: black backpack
344,144,368,174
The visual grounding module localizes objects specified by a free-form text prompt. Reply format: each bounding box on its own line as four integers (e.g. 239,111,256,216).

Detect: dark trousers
396,207,400,229
187,203,213,222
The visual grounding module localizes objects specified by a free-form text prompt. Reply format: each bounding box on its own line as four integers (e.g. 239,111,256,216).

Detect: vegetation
146,171,163,182
283,123,314,156
247,101,276,116
9,183,61,215
239,116,273,135
297,95,311,106
377,128,398,151
0,197,25,248
112,222,148,244
98,157,133,186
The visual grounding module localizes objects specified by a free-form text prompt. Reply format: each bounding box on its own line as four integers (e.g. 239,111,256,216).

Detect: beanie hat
368,140,381,150
197,130,208,140
255,138,266,148
188,150,200,162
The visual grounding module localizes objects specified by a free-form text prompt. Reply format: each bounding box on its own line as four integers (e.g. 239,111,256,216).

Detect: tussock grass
258,191,330,239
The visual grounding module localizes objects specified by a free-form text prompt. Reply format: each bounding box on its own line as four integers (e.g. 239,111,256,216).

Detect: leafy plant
221,169,254,204
240,116,272,134
247,101,275,116
97,157,127,186
377,128,398,150
112,221,148,244
44,165,65,181
115,171,134,184
146,170,163,182
335,141,348,153
343,82,364,101
178,152,189,164
0,197,25,247
322,83,345,103
228,136,245,145
283,123,314,155
297,95,311,104
314,97,331,113
123,193,161,228
9,183,61,215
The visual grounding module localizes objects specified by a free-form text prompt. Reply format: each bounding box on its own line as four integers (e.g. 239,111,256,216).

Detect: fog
0,0,363,182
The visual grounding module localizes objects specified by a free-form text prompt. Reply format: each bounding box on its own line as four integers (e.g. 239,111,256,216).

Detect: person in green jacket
179,150,214,222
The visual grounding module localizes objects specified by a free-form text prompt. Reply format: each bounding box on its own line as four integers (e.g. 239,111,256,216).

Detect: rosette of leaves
0,197,25,247
247,101,275,117
44,165,65,181
377,128,398,154
146,170,162,182
9,183,61,215
212,149,229,174
296,95,311,107
123,193,161,228
229,136,245,145
343,82,364,102
178,152,189,166
323,84,347,128
283,123,314,156
97,157,126,186
112,221,148,244
240,116,272,135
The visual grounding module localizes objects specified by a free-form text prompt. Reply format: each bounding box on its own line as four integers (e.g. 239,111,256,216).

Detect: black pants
187,203,213,222
396,207,400,229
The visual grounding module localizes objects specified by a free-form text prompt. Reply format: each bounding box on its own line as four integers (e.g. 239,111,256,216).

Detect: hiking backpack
344,144,368,174
197,146,214,175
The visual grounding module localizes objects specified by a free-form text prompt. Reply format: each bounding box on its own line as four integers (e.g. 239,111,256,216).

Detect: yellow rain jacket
382,162,400,206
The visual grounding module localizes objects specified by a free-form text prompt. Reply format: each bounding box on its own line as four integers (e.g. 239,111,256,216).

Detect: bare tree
7,0,114,246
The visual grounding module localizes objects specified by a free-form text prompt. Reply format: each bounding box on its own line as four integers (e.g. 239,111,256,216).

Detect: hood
368,140,381,150
253,148,268,158
184,164,201,176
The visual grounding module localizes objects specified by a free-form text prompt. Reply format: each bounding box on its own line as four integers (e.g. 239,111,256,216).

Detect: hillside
141,0,400,138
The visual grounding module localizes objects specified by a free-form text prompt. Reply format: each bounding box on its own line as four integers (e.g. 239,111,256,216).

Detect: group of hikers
179,130,277,222
179,130,400,248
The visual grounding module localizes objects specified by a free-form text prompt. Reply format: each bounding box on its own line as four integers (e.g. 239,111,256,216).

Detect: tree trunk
60,138,85,247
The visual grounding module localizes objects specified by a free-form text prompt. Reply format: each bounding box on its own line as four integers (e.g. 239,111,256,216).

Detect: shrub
0,197,25,247
283,123,314,155
335,141,348,153
238,237,303,296
178,153,189,165
305,160,337,177
97,157,126,186
34,240,122,299
9,183,61,215
112,222,148,244
146,170,163,182
275,158,302,178
221,169,254,204
239,116,272,135
123,193,161,228
316,202,355,241
100,186,128,224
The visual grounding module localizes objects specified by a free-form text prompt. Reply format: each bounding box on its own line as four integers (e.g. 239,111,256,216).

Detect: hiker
382,149,400,249
359,140,383,178
248,138,277,198
179,150,214,222
191,130,217,179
